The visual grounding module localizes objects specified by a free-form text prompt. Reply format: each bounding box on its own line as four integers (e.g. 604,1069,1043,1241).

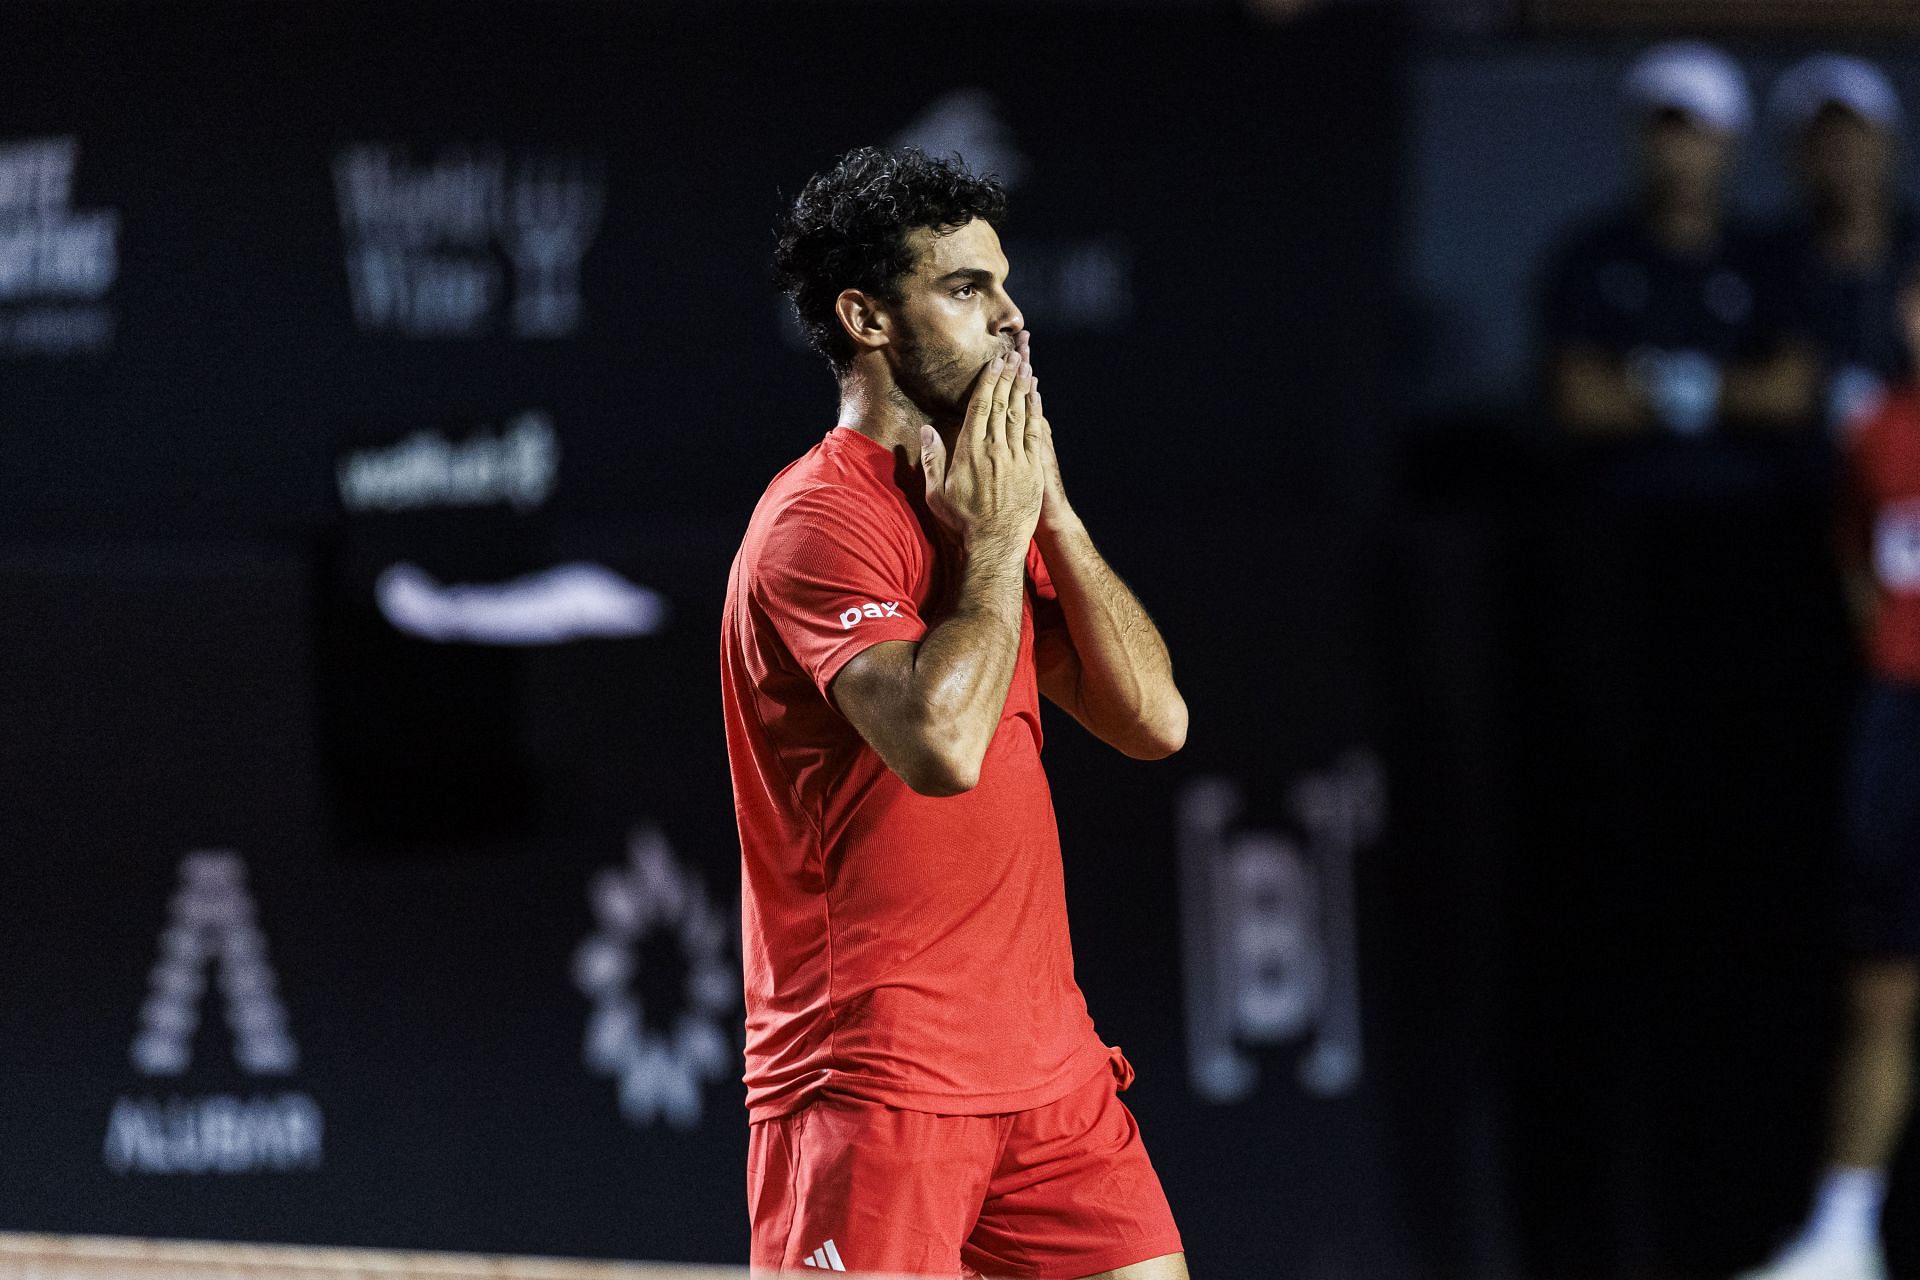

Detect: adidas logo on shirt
801,1238,847,1271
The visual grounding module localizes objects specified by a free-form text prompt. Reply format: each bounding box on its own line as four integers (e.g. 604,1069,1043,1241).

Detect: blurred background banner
0,4,1419,1278
6,2,1919,1279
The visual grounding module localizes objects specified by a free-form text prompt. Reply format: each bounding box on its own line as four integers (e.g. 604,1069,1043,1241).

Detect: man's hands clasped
1013,331,1073,535
921,344,1046,558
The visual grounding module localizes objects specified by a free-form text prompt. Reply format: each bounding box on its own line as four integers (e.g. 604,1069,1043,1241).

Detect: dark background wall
0,4,1429,1277
4,4,1911,1278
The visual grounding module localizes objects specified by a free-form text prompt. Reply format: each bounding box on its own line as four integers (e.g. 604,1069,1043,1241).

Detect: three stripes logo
801,1239,847,1271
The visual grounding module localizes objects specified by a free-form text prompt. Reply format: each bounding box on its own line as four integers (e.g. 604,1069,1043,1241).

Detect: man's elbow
1122,695,1188,760
896,726,985,797
901,756,980,797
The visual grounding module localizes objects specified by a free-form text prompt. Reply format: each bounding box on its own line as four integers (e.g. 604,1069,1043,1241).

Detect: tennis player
720,146,1189,1279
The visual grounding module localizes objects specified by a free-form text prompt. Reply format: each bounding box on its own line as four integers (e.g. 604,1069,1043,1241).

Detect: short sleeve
752,486,928,698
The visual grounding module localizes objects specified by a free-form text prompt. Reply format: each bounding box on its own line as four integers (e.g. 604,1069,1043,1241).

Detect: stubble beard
889,331,971,426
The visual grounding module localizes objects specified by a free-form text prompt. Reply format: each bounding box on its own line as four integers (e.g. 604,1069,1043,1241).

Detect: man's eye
953,285,975,299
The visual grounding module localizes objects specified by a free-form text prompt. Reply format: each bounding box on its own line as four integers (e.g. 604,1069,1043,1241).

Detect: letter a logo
129,851,300,1078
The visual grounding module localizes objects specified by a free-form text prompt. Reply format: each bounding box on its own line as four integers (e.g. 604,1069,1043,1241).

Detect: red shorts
747,1048,1182,1278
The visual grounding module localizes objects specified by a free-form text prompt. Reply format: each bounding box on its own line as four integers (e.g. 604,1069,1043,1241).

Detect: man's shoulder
742,464,920,582
751,475,905,542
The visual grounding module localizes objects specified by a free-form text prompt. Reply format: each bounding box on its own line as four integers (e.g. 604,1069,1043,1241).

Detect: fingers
983,353,1017,446
965,355,1008,443
1023,379,1045,455
1005,357,1031,454
920,424,947,496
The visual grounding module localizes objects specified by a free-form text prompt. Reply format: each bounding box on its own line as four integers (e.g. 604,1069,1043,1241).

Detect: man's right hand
921,351,1044,557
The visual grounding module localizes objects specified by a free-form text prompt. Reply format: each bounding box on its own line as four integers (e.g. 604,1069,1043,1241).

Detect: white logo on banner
337,410,559,513
574,826,738,1130
377,561,671,645
1178,752,1386,1103
333,144,604,338
891,91,1132,332
0,136,118,355
104,851,323,1175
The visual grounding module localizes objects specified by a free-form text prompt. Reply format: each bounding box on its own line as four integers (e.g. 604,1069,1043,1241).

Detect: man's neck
835,364,953,463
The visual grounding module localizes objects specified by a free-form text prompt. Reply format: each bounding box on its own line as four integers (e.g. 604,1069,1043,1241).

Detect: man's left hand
1017,331,1076,533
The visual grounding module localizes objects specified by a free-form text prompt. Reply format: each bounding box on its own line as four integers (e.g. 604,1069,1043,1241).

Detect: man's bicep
830,640,947,787
829,639,915,729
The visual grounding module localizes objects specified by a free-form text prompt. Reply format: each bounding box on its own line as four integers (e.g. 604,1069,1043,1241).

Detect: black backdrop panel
0,4,1413,1274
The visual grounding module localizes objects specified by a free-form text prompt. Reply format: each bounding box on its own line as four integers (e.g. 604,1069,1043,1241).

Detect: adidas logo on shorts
801,1238,847,1271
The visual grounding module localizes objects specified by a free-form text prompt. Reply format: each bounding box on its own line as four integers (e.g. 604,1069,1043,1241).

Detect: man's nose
996,294,1025,338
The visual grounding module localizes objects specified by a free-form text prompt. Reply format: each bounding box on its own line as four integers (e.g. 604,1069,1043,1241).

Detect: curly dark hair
773,146,1009,373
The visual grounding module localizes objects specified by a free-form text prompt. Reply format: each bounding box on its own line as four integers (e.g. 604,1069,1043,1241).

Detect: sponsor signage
336,410,560,515
573,826,740,1130
1178,752,1386,1103
0,136,118,355
104,852,323,1176
333,144,604,339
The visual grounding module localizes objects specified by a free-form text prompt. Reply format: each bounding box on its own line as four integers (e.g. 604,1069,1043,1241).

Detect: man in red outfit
720,147,1190,1279
1738,258,1920,1280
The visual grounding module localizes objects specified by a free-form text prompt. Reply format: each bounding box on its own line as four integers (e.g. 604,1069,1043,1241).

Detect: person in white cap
1762,54,1915,435
1736,62,1916,1280
1533,48,1829,1278
1542,42,1818,441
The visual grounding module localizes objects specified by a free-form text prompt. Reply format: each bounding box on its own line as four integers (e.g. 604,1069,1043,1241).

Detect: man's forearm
1035,515,1186,756
907,538,1029,780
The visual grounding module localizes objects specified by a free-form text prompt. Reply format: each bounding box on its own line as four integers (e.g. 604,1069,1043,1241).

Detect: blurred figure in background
1763,55,1914,437
1518,42,1853,1280
1543,41,1818,442
1739,263,1920,1280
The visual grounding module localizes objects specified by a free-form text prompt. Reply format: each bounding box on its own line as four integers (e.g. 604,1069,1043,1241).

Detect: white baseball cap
1622,41,1753,134
1768,54,1904,135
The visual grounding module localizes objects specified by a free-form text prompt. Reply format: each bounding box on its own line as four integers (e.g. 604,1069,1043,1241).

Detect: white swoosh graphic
376,561,670,645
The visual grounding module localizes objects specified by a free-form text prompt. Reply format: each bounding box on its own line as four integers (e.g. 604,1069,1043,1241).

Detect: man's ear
834,288,891,358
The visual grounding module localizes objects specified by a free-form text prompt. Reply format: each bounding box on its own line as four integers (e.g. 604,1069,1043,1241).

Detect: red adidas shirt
1842,388,1920,685
721,427,1107,1122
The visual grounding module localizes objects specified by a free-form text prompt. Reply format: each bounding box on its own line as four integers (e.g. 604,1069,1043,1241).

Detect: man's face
882,218,1024,420
1638,109,1735,202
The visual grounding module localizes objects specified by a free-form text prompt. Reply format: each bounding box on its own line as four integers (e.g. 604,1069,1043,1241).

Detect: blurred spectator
1542,42,1818,441
1515,43,1854,1280
1762,54,1916,436
1738,264,1920,1280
